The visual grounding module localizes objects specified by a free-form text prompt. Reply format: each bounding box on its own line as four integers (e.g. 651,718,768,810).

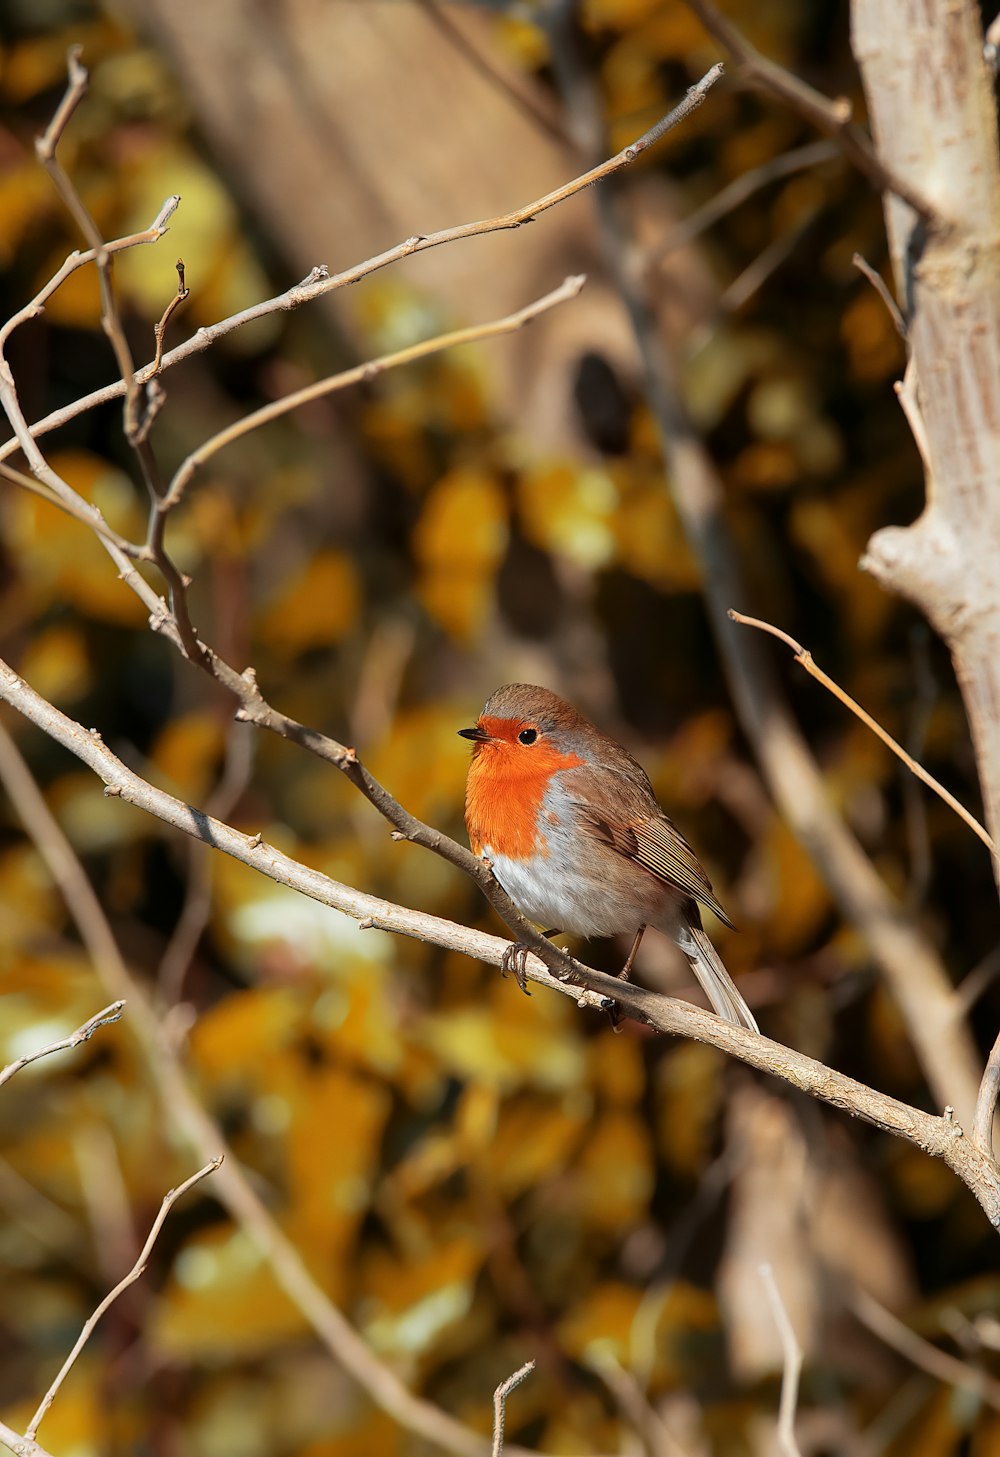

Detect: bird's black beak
458,724,493,743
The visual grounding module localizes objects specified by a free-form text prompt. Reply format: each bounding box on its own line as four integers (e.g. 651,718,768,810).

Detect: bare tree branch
0,1421,56,1457
974,1028,1000,1160
682,0,938,219
0,713,539,1457
728,610,998,859
0,1001,125,1089
24,1159,222,1443
158,274,586,515
852,0,1000,884
653,138,838,259
1,667,999,1231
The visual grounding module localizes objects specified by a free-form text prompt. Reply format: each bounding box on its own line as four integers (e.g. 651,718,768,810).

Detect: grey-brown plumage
461,684,758,1031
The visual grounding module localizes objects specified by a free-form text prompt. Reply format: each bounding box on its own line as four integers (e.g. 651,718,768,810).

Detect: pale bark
851,0,1000,879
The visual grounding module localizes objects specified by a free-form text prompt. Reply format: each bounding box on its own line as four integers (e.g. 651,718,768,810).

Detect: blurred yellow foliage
6,451,146,624
258,551,360,651
150,710,226,800
413,467,508,639
655,1041,725,1178
154,1225,309,1358
0,165,55,267
517,462,618,569
558,1279,643,1361
489,1094,590,1199
286,1064,390,1259
17,624,90,705
574,1110,653,1228
361,1234,483,1356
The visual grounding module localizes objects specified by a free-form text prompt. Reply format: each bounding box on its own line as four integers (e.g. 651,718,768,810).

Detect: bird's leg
618,925,646,982
603,925,646,1033
500,928,561,995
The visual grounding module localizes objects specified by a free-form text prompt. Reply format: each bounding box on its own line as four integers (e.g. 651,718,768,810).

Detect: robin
459,683,758,1031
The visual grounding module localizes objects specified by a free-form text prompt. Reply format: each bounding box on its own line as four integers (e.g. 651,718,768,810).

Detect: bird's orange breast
465,732,582,860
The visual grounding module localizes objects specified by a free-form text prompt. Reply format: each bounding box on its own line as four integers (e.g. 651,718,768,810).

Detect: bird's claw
500,942,533,995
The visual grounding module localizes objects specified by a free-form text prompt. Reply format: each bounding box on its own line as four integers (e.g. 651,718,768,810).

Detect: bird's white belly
482,844,642,938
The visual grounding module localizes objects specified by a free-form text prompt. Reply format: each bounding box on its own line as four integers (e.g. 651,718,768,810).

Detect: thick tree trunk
851,0,1000,881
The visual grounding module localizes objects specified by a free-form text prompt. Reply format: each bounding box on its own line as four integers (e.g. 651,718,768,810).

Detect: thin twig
682,0,938,220
850,1286,1000,1411
159,273,586,515
760,1264,804,1457
655,137,838,258
156,723,255,1004
24,1158,222,1441
0,197,180,359
728,610,998,858
152,259,189,375
588,1350,693,1457
973,1027,1000,1159
852,252,907,337
34,49,150,447
0,69,726,468
0,459,145,559
719,206,820,312
0,1000,125,1088
492,1360,535,1457
892,360,933,478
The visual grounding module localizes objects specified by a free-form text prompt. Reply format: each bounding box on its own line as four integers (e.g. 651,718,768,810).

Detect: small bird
459,683,758,1031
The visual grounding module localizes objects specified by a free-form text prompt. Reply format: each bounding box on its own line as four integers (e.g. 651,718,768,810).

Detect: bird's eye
518,727,538,745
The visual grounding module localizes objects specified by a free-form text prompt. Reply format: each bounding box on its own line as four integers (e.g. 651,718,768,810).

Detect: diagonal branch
1,664,999,1233
0,1001,125,1089
24,1159,221,1442
729,610,998,859
681,0,938,220
0,710,542,1457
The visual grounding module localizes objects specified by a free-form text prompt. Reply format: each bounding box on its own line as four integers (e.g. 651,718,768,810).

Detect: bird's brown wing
563,764,735,929
629,816,735,929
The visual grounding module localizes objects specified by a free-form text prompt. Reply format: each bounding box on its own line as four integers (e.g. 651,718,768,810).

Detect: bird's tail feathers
675,923,759,1033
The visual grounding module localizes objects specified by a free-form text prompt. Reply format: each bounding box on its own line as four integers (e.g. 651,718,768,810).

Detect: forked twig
0,1000,125,1089
0,1422,54,1457
728,610,998,858
24,1157,222,1442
